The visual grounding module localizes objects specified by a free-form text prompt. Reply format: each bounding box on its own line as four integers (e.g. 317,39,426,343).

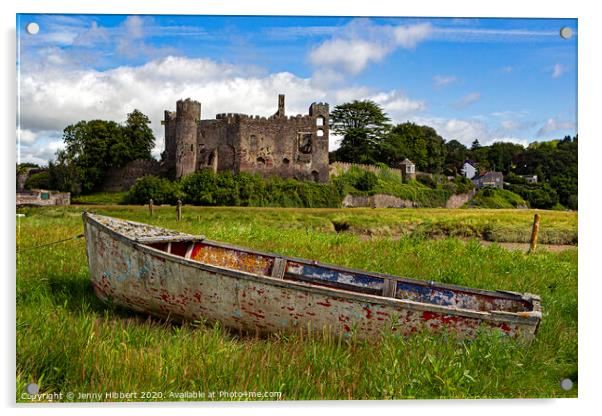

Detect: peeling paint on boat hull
83,213,541,342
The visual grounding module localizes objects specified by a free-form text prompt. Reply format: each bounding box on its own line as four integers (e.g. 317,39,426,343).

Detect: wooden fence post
149,199,154,217
529,213,540,253
176,200,182,222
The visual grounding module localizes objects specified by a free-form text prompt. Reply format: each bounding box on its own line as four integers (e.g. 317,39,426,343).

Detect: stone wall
17,190,70,206
101,159,164,192
445,190,476,209
342,190,476,209
342,194,417,208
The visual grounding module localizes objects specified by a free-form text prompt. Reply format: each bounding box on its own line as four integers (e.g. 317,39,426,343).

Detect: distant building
399,158,416,181
461,160,478,180
520,174,538,184
473,172,504,189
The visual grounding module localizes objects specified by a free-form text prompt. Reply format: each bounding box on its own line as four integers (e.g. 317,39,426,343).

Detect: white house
461,160,478,179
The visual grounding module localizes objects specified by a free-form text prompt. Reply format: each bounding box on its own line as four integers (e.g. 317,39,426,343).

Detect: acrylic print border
5,0,595,412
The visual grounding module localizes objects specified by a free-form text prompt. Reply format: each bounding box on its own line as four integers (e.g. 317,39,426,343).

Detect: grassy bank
16,206,577,400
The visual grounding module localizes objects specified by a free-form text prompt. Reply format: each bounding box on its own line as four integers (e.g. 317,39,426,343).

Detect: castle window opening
312,170,320,182
298,133,312,154
282,158,290,166
256,157,266,166
316,129,324,137
316,116,325,127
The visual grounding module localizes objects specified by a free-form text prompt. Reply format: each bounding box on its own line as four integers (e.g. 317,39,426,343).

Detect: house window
40,192,50,200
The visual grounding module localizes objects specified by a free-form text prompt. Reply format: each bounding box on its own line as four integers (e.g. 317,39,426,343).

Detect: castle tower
276,94,285,118
309,102,330,182
175,98,201,178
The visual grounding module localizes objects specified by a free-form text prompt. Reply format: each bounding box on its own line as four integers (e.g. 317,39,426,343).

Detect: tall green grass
16,206,577,401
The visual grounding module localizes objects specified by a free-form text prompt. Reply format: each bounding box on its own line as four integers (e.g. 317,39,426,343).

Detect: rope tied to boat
17,233,84,253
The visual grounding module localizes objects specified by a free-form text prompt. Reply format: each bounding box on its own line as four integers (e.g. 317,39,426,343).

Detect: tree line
20,100,577,210
329,100,577,209
22,109,156,194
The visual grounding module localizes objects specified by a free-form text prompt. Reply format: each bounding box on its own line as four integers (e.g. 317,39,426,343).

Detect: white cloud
309,38,390,75
500,120,521,130
370,90,426,119
552,63,566,78
393,23,432,48
18,139,65,166
410,116,529,148
309,20,431,76
453,92,481,108
21,55,426,159
433,75,457,88
537,117,575,137
17,128,38,144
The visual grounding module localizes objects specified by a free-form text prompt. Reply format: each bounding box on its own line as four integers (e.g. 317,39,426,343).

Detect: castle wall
236,115,327,182
197,117,240,174
101,159,164,192
163,111,177,172
164,95,329,183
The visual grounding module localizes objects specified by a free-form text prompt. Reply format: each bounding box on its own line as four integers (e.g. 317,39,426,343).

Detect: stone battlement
215,113,315,123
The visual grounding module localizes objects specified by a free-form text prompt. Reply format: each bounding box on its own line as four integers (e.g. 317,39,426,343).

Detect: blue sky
16,14,577,164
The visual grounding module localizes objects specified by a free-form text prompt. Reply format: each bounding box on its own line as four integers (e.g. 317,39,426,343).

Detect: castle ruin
163,94,329,182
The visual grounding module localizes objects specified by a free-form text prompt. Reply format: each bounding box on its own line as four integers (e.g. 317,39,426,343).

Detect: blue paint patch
297,264,384,290
396,282,456,307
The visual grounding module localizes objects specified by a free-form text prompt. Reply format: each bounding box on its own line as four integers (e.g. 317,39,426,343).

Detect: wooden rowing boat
82,212,542,341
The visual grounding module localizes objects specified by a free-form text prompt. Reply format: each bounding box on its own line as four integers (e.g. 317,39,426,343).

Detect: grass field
16,206,578,401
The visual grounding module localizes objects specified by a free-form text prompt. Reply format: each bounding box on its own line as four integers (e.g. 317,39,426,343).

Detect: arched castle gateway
162,94,329,182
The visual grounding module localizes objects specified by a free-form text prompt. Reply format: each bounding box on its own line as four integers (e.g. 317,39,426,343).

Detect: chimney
277,94,285,117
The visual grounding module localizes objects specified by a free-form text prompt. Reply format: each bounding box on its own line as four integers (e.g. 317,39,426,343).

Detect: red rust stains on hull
498,322,512,333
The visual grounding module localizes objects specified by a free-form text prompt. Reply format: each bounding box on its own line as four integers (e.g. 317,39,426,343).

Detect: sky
16,14,577,165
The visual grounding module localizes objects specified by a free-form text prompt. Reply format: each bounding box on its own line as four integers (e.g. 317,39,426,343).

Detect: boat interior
146,239,534,314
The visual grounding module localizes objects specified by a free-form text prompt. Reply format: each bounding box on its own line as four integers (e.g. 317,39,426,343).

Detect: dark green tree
443,139,468,174
49,110,156,194
330,100,391,164
380,122,445,172
487,141,525,174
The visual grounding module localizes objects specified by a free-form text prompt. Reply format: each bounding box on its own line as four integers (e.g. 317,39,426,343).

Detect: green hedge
465,187,527,209
125,168,475,209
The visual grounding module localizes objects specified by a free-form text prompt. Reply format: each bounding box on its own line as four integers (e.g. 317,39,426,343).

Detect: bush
125,175,182,205
24,171,52,190
467,187,526,209
342,167,378,192
505,182,559,209
416,173,437,188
